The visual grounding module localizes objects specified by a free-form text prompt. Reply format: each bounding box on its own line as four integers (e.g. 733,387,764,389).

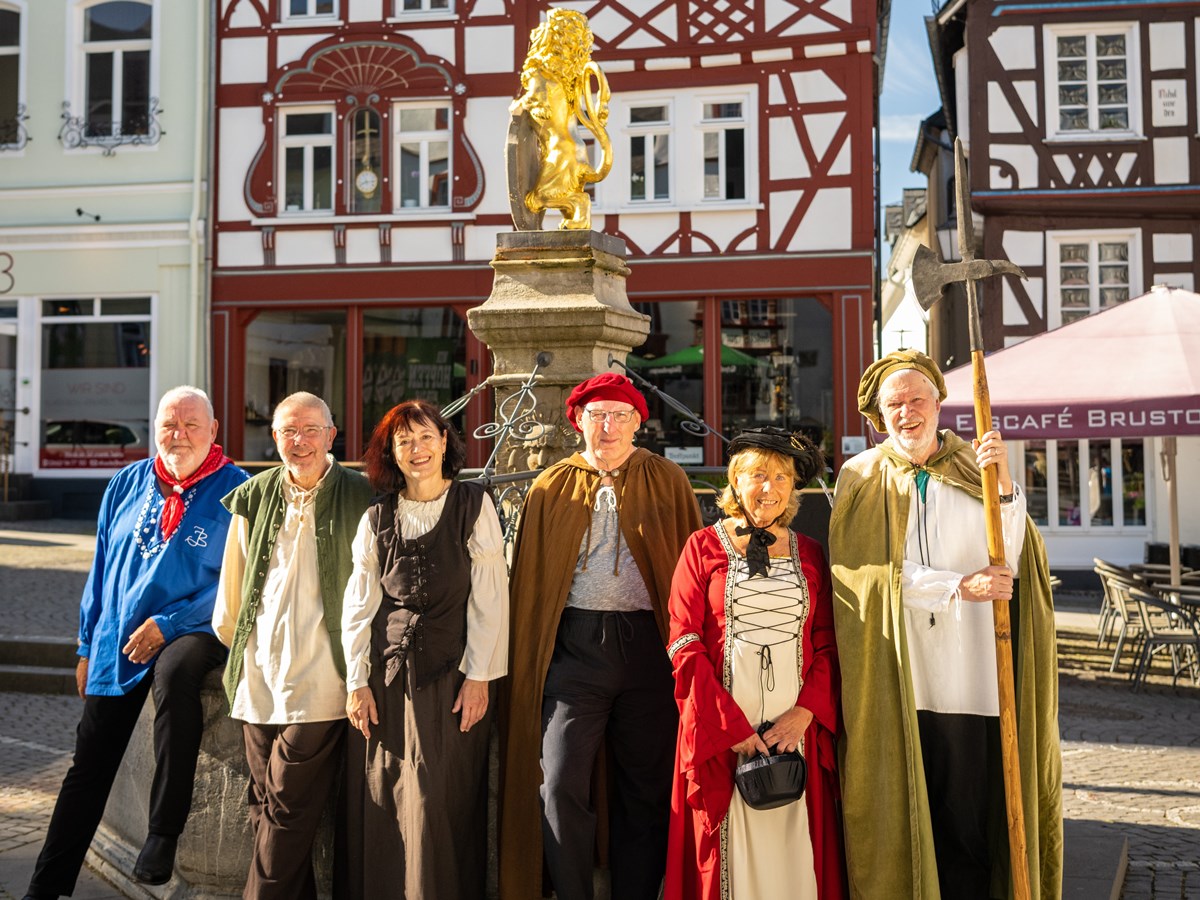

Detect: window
81,0,152,138
629,104,671,202
348,107,382,214
285,0,335,18
394,103,450,210
281,108,334,213
1048,232,1137,328
1023,439,1147,529
0,4,19,145
701,101,745,201
39,296,152,471
1046,24,1138,138
394,0,450,13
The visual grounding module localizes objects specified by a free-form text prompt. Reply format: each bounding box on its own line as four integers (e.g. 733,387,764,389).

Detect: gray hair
272,392,334,429
156,385,214,422
875,368,939,415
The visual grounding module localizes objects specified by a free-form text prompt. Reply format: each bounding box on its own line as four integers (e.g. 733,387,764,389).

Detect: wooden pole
971,347,1032,900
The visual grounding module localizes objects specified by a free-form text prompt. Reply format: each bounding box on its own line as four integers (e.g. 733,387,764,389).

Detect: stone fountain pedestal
467,229,650,472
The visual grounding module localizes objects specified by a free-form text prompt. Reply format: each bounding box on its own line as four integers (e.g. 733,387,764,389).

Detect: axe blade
911,243,947,311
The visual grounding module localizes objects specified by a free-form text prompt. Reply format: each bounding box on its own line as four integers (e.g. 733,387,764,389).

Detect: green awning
627,344,763,369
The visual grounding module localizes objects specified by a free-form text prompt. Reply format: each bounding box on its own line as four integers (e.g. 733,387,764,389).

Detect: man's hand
762,706,815,754
973,430,1014,495
452,678,489,733
122,619,167,665
75,658,88,699
347,686,378,739
960,565,1014,602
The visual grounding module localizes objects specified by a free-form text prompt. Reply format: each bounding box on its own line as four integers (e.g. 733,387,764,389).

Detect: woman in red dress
665,427,846,900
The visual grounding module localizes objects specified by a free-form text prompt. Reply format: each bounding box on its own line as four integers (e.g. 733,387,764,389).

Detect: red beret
565,373,649,432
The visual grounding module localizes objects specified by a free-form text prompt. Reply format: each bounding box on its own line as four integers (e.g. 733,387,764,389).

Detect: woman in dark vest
340,399,509,898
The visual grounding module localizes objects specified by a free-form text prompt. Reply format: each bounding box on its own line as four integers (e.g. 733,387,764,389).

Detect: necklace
133,482,197,560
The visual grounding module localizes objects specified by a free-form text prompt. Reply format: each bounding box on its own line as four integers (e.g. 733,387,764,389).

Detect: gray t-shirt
565,485,654,612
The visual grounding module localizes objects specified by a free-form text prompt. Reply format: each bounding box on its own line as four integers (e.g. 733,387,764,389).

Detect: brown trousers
242,719,345,900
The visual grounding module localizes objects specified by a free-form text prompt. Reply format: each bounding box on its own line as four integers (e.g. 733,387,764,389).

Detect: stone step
0,634,79,668
0,662,78,695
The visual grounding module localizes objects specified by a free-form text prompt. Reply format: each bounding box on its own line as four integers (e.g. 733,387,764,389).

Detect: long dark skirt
340,662,492,899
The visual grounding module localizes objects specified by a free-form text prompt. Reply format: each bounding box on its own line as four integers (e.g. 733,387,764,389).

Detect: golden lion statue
508,9,612,231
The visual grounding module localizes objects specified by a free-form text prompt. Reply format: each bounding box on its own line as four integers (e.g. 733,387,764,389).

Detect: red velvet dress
664,524,846,900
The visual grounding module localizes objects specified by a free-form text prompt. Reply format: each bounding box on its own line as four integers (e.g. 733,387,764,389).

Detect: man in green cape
829,350,1062,900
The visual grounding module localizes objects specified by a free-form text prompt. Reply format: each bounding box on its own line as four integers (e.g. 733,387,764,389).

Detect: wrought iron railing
0,104,30,151
59,98,165,155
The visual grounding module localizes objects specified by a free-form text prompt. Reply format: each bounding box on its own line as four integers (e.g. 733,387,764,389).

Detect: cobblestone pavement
1,525,1197,899
1055,612,1200,900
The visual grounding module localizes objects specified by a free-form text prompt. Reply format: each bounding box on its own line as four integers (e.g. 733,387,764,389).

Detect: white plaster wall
616,212,679,255
988,26,1036,70
767,190,801,247
989,144,1038,189
217,232,263,267
277,33,328,68
221,37,268,85
275,230,336,266
347,0,378,22
464,96,512,216
689,209,757,252
345,228,380,264
1003,230,1045,268
1152,436,1200,547
1153,233,1192,262
769,118,810,179
790,187,851,251
1150,21,1186,70
218,108,265,223
396,28,455,65
466,225,509,262
803,112,844,161
464,25,514,74
1002,278,1028,327
954,47,970,146
392,227,452,262
1154,136,1190,184
228,0,263,29
791,69,846,103
988,83,1022,133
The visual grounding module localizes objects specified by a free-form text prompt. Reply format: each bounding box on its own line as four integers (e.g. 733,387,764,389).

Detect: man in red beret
498,372,703,900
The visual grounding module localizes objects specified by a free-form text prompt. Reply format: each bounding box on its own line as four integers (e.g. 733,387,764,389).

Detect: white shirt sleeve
901,561,961,613
212,514,249,647
1000,484,1027,571
901,482,1029,613
341,511,383,693
460,493,510,681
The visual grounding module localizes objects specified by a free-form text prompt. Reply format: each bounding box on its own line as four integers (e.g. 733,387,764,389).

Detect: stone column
467,230,649,473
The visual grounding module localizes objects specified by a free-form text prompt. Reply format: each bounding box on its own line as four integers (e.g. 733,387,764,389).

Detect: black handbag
734,720,808,811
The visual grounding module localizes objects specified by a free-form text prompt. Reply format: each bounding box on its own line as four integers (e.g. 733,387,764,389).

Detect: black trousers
242,720,345,900
27,632,226,897
917,709,1005,900
539,609,678,900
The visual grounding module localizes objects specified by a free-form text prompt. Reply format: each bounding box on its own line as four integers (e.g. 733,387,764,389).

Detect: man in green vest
213,392,372,900
829,350,1062,900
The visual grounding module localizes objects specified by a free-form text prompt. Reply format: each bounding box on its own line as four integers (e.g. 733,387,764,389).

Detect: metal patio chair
1127,587,1200,689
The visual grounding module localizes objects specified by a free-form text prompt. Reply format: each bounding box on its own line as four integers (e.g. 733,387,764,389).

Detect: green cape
829,431,1062,900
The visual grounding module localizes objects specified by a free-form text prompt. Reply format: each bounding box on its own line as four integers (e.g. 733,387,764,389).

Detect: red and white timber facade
212,0,882,467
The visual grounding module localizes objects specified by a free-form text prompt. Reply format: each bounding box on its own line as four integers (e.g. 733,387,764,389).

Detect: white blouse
341,489,509,693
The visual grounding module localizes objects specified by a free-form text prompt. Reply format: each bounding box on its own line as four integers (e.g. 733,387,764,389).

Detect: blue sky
878,0,943,263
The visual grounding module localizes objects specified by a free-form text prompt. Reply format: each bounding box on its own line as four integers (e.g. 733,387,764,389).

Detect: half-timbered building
922,0,1200,569
211,0,885,468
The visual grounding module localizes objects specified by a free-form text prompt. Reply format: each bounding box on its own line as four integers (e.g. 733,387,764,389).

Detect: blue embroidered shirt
78,457,249,696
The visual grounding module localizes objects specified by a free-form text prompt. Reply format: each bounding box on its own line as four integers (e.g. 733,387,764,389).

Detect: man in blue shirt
22,386,248,900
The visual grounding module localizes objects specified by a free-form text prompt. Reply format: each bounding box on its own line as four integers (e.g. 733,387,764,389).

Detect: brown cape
829,431,1062,900
497,447,703,900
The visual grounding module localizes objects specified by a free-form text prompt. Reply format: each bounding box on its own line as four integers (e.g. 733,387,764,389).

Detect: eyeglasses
583,409,636,424
276,425,329,440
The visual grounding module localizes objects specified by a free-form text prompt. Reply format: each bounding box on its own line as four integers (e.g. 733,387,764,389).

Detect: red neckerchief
153,443,231,539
